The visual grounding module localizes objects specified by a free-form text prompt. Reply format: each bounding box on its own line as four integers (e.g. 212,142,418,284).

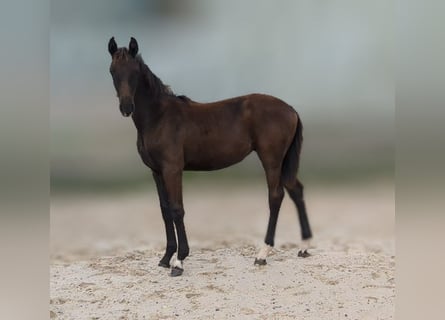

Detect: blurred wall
51,0,394,191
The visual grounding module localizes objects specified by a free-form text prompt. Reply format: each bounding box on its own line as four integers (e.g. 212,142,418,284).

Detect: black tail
281,113,303,185
281,114,312,240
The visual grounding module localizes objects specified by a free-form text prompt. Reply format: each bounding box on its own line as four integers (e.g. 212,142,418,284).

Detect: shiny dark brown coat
108,37,312,276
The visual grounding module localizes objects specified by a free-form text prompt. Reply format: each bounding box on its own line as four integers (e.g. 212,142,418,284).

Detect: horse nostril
119,103,134,117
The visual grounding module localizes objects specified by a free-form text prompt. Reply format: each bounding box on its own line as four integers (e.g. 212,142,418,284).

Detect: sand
50,181,394,319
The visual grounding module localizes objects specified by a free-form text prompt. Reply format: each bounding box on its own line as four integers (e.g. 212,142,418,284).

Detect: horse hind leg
254,165,285,265
283,178,312,257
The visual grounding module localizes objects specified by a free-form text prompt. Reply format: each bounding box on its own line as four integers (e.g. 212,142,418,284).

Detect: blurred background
50,0,394,263
51,0,393,192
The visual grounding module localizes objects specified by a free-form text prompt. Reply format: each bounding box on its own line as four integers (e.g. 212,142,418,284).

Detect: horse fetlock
158,259,170,268
257,244,273,260
166,244,177,254
265,241,275,248
302,230,312,240
159,246,177,268
301,239,311,249
177,247,189,260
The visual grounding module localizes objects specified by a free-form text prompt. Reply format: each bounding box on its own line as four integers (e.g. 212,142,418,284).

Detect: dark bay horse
108,37,312,276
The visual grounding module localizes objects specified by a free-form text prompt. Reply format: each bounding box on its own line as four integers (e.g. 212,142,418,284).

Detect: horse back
179,94,297,170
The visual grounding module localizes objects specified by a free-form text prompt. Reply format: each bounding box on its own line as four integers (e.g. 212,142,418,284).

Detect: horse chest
136,135,159,170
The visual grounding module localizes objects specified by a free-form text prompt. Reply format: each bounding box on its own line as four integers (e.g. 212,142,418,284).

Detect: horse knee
285,179,304,200
269,187,284,203
277,188,285,200
169,205,184,222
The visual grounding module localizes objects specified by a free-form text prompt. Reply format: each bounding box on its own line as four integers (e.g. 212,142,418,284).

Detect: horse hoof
170,266,184,277
298,249,310,258
254,258,267,266
158,261,170,268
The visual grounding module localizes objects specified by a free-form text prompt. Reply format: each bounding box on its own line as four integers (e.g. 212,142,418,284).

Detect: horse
107,37,313,277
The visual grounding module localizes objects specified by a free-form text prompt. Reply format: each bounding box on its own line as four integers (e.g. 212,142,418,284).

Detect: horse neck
131,75,163,132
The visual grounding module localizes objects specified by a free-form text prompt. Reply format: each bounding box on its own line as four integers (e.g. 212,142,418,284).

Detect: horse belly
183,138,252,171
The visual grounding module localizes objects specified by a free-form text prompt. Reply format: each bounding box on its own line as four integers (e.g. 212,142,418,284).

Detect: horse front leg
153,171,177,268
161,168,189,277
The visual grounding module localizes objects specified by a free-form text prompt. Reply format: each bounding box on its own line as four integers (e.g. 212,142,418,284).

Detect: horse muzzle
119,101,134,117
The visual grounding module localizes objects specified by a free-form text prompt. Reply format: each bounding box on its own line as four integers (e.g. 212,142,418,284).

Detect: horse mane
113,48,190,101
136,54,174,97
135,52,191,101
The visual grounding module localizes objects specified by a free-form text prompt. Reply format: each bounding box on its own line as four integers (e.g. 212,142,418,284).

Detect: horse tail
281,112,303,185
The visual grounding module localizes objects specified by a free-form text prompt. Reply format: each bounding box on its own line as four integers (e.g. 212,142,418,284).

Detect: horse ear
108,37,117,56
129,37,139,57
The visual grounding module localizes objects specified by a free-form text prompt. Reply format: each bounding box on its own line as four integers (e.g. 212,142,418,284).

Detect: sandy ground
50,181,394,319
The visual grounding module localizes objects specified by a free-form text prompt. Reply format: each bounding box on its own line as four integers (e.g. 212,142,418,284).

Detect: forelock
112,48,130,63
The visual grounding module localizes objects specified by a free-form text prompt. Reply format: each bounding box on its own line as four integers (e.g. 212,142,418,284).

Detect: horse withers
108,37,312,277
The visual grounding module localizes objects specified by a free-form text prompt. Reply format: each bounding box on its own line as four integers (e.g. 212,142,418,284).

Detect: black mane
135,54,173,97
114,48,190,101
135,53,190,101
